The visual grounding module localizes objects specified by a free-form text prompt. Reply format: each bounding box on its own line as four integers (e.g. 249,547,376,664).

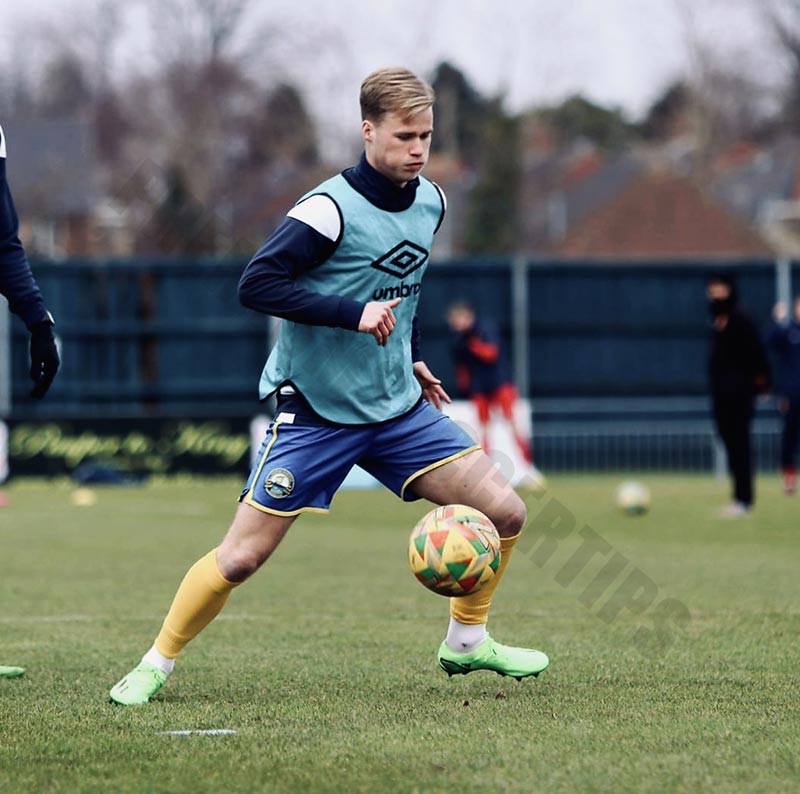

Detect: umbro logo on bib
370,240,428,279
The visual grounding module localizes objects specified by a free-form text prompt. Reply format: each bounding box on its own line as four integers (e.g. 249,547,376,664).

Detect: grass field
1,473,798,793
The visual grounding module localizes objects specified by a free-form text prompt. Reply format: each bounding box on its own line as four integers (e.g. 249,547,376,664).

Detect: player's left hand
413,361,451,410
29,319,60,399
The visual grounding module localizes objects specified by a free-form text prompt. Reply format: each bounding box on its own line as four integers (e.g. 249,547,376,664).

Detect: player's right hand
358,298,400,346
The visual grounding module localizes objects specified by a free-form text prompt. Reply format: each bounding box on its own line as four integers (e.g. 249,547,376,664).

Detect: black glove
29,319,60,399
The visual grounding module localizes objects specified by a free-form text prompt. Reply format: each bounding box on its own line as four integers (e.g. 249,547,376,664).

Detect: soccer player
0,123,61,679
109,68,549,706
765,298,800,494
446,300,543,484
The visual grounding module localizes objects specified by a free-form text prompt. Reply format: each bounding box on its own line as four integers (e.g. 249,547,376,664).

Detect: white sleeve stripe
0,125,6,159
287,194,341,241
432,179,446,212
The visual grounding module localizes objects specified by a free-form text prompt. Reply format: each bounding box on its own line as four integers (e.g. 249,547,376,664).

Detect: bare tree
672,0,781,163
762,0,800,129
0,0,124,116
137,0,264,72
0,0,339,255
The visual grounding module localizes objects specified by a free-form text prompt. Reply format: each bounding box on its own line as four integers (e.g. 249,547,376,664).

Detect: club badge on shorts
264,468,295,499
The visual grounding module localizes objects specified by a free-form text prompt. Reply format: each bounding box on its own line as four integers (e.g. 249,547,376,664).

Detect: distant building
515,117,778,259
518,139,641,254
708,137,800,257
550,168,773,258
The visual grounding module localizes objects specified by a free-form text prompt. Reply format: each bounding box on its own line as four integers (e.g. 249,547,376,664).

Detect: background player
447,300,543,486
0,123,61,679
108,67,549,705
765,298,800,494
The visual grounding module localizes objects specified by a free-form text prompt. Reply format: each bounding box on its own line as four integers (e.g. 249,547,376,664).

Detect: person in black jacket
764,297,800,494
0,123,60,679
707,272,770,517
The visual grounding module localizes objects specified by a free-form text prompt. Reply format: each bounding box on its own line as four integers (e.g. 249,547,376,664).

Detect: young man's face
362,107,433,187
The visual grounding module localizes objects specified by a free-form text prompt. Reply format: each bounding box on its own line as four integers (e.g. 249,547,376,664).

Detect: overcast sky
1,0,777,158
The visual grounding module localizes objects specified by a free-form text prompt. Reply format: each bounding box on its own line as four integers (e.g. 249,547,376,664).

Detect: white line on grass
157,730,237,736
0,615,92,623
0,614,270,623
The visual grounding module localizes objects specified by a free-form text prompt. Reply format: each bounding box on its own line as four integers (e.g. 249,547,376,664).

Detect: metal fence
529,395,784,472
532,415,783,472
4,256,797,472
6,257,269,418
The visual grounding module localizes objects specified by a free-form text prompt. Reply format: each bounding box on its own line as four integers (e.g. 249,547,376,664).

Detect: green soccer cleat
109,662,168,705
0,665,25,679
438,636,549,681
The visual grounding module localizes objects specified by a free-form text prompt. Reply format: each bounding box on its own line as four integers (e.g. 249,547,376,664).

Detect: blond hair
360,67,435,122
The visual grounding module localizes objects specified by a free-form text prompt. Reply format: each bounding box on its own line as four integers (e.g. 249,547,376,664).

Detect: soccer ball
616,481,651,515
408,504,501,597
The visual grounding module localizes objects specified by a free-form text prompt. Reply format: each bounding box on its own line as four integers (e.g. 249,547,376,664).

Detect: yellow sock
154,549,239,658
450,533,520,625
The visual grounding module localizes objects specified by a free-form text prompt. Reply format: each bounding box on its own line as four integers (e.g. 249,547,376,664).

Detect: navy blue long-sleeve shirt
0,125,49,329
238,153,432,360
765,320,800,398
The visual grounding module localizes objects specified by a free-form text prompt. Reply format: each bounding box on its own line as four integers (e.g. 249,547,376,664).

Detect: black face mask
709,297,734,318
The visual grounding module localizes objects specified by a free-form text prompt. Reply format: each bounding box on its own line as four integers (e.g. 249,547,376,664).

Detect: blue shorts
241,399,480,516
